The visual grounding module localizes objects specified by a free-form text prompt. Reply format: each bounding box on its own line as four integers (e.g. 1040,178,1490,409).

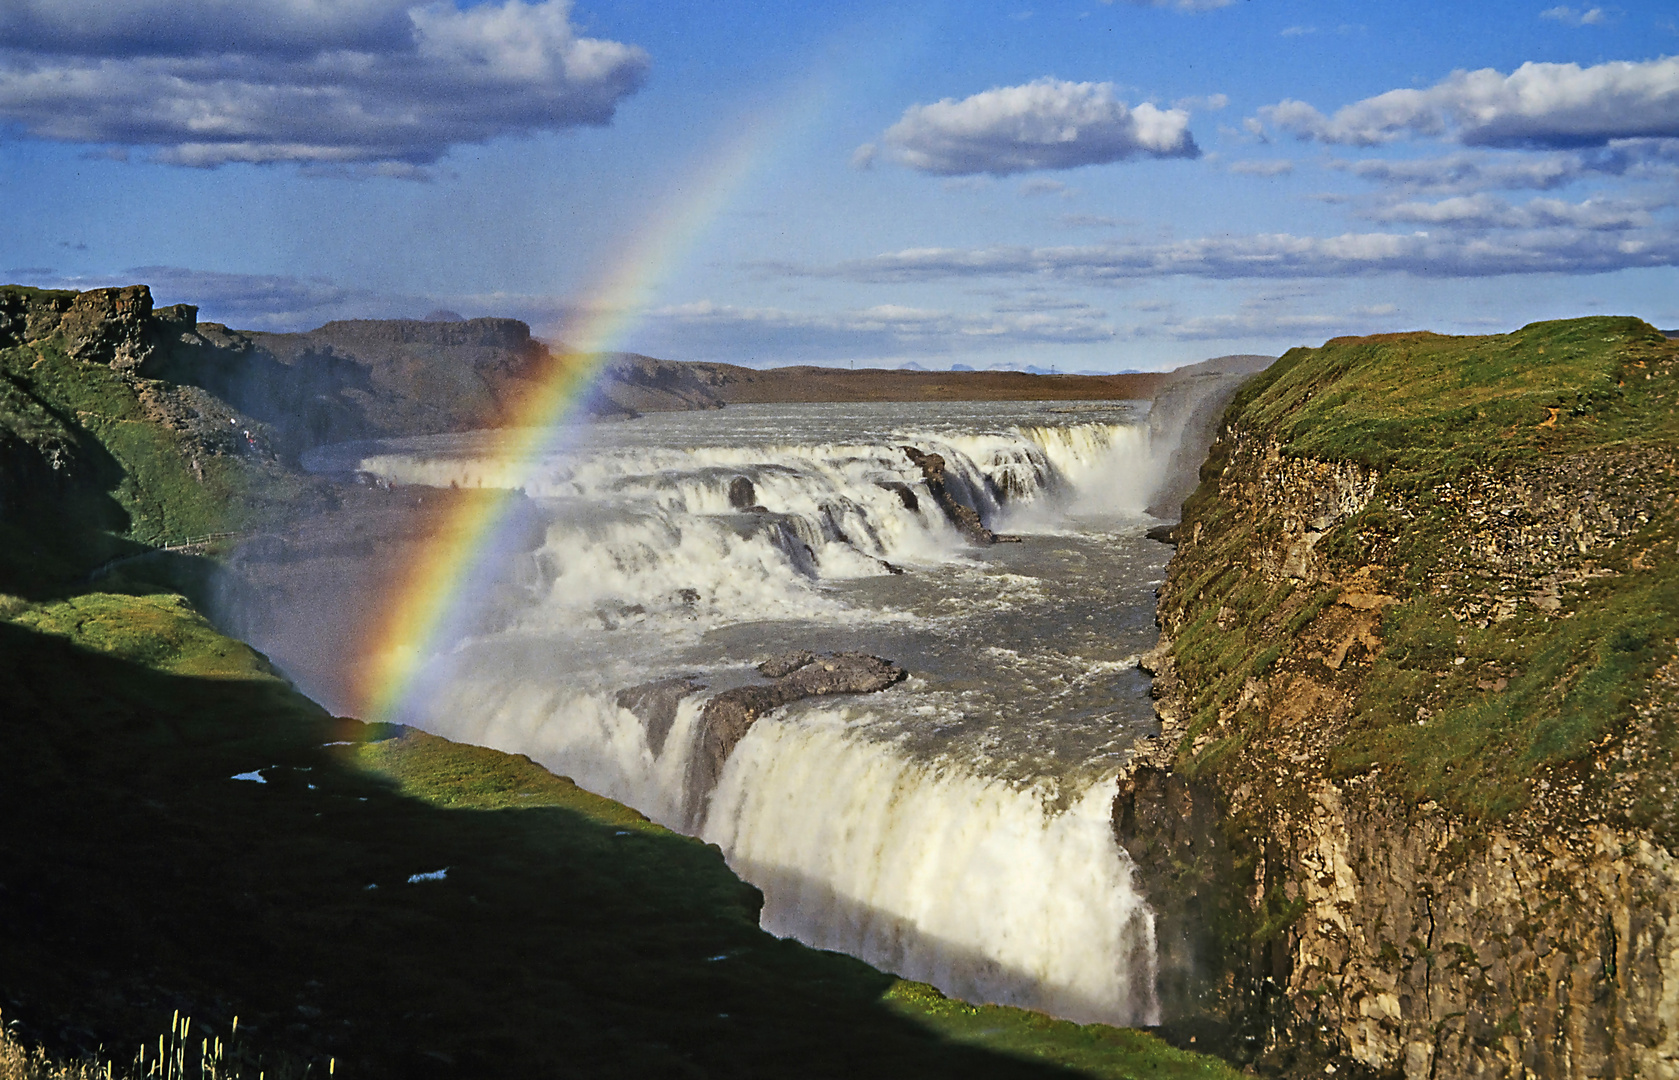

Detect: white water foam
288,402,1179,1028
703,707,1160,1026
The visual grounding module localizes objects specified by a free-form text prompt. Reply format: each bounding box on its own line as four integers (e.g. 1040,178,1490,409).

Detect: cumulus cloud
1539,6,1608,25
874,78,1198,176
776,226,1679,283
0,0,649,168
1258,56,1679,148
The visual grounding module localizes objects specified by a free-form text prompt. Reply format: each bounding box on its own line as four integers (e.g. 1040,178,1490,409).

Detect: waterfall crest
272,402,1181,1027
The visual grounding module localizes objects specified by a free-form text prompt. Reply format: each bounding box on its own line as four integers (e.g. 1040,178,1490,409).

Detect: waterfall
705,710,1160,1026
270,402,1178,1027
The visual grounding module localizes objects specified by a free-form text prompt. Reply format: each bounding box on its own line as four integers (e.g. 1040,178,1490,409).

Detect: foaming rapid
708,711,1160,1025
285,400,1176,1026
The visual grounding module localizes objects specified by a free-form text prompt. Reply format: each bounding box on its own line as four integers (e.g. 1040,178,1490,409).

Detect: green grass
0,589,1241,1080
0,326,306,591
1163,316,1679,829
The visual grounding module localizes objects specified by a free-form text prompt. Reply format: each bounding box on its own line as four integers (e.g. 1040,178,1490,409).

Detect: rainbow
353,113,795,724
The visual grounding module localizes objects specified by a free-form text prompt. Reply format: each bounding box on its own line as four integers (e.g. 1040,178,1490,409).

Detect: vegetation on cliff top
1165,315,1679,831
0,297,307,592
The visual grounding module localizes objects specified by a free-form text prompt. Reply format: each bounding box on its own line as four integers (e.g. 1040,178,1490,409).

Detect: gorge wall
1119,320,1679,1078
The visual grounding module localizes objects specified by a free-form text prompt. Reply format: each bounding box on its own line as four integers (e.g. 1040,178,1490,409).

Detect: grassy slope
0,587,1239,1080
1165,316,1679,828
0,331,305,593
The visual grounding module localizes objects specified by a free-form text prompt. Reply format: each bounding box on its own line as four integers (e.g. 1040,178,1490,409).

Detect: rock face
1119,320,1679,1078
901,446,1006,544
727,476,757,510
616,676,708,757
0,285,159,368
685,652,906,827
1143,371,1263,521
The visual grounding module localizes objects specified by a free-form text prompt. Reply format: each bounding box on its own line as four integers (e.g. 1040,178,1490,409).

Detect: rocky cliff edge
1119,318,1679,1079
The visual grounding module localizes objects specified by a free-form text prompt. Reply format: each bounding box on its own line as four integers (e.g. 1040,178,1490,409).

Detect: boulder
901,446,997,544
686,652,906,827
615,676,708,757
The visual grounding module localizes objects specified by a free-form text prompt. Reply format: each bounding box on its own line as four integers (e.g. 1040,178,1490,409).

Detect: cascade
276,401,1186,1026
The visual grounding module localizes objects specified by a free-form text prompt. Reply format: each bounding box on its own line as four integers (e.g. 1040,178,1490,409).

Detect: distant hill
1157,353,1277,381
1,281,1275,473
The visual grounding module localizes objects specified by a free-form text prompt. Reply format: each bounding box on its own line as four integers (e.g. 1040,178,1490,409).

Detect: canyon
3,283,1676,1079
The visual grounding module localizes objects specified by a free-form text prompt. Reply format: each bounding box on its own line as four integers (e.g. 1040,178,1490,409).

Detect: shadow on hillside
0,389,138,596
0,617,1107,1080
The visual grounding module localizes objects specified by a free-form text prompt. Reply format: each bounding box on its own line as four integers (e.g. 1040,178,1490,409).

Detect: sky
2,0,1678,373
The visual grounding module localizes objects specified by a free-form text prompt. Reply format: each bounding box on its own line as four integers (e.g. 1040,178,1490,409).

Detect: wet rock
878,480,920,512
901,445,996,544
1145,523,1178,545
686,652,907,827
728,476,756,510
756,651,817,678
616,676,707,757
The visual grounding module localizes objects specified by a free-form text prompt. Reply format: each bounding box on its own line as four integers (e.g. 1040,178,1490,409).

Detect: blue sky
3,0,1678,371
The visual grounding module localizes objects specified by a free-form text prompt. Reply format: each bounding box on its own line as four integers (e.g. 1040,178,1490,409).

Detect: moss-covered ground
0,332,307,594
1163,316,1679,830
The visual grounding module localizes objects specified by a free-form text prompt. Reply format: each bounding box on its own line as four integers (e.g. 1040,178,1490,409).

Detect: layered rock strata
1118,321,1679,1079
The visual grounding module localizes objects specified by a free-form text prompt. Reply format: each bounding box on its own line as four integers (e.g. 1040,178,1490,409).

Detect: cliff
0,284,311,589
1118,318,1679,1078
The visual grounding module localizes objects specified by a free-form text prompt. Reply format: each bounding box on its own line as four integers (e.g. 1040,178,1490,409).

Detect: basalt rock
901,445,999,544
0,285,160,369
728,476,757,510
1120,321,1679,1078
878,480,920,512
686,652,906,828
616,676,708,757
756,651,818,678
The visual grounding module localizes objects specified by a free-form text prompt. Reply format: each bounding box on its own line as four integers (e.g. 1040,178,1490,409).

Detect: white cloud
1539,6,1608,26
1280,25,1317,37
779,225,1679,282
1333,140,1679,193
1362,193,1659,230
1258,56,1679,148
875,78,1198,176
1229,159,1294,176
0,0,649,168
1140,301,1404,341
653,299,1116,348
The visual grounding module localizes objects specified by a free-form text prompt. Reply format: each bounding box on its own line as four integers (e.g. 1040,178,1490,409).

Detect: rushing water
289,400,1176,1025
